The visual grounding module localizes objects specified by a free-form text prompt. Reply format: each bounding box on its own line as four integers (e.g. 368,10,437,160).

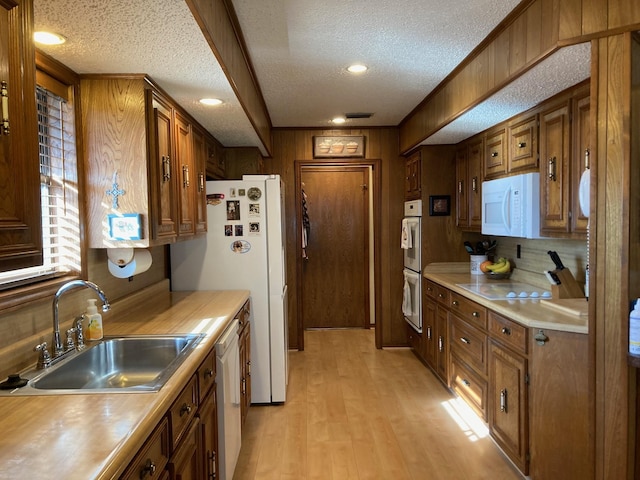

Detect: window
0,72,80,290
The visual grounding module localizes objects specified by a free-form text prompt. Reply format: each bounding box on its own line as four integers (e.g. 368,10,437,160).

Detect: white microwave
481,172,542,239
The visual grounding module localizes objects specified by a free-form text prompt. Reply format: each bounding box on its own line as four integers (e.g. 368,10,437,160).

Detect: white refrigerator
170,174,288,404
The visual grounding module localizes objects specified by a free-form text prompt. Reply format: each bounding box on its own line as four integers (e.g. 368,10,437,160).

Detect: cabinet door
405,151,421,200
191,126,207,234
508,114,538,173
198,390,218,480
169,417,201,480
539,101,571,234
571,92,590,235
529,329,591,480
467,138,483,230
435,305,449,385
175,112,195,236
150,92,178,241
455,146,469,227
488,341,529,474
423,298,437,368
0,0,42,271
484,129,506,179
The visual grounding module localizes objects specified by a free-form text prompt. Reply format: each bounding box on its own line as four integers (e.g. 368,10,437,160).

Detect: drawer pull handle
452,300,459,307
548,156,557,181
438,336,444,353
140,459,157,478
501,327,511,336
162,155,171,182
180,403,193,417
458,180,464,194
460,337,471,345
462,379,471,387
472,176,478,192
205,368,214,378
427,326,432,340
1,81,9,135
500,389,508,413
472,311,480,317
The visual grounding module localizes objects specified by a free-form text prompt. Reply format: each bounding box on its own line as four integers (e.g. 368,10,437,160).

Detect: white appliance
481,172,542,238
170,174,289,404
402,200,422,332
216,319,241,480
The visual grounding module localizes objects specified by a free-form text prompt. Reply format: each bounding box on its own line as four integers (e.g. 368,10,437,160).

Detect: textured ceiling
33,0,589,153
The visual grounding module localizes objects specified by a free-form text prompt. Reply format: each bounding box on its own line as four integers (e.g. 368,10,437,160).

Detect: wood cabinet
571,91,590,235
238,299,252,427
120,418,170,480
484,128,506,179
405,151,422,200
507,114,539,174
198,389,218,480
488,312,529,474
81,76,208,247
0,0,43,272
417,280,449,385
169,417,201,480
191,126,208,234
207,137,226,179
455,137,482,231
529,328,591,480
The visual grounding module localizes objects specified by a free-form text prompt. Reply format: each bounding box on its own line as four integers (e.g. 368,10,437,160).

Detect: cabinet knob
491,151,498,158
140,459,157,478
501,327,511,336
517,142,526,148
460,337,471,345
179,403,193,417
462,379,471,387
534,329,549,346
452,300,459,307
204,368,214,378
472,311,480,318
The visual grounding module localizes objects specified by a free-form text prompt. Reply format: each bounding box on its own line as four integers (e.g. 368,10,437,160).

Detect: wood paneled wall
0,247,167,381
269,128,406,348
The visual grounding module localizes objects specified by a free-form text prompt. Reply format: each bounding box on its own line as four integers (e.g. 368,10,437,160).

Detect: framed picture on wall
313,135,365,158
429,195,451,216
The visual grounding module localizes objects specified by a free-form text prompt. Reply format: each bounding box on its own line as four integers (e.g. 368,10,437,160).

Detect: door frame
294,159,382,351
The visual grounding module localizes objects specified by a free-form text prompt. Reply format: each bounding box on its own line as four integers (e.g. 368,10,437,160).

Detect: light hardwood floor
234,329,524,480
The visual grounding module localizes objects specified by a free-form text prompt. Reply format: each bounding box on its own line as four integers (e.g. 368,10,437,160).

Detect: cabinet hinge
526,452,531,462
525,373,530,385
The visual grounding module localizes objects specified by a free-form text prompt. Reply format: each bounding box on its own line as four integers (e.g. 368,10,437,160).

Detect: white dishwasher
216,319,241,480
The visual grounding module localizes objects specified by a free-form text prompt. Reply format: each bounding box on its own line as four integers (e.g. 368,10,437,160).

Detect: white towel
402,278,413,316
401,219,413,249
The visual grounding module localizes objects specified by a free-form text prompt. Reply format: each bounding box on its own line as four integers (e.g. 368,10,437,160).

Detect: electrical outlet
516,244,521,258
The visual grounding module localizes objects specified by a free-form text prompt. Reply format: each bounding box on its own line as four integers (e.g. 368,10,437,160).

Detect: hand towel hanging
401,218,412,249
402,278,413,316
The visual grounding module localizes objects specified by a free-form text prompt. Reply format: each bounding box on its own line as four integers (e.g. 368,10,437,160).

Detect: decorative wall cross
106,172,126,209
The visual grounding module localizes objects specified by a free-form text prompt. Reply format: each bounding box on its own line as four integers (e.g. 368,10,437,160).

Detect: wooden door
455,146,469,227
301,166,369,329
467,138,483,230
175,111,194,236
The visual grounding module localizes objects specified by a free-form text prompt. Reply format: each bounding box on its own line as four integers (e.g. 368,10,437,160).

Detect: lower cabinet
417,282,589,479
238,300,252,428
121,300,251,480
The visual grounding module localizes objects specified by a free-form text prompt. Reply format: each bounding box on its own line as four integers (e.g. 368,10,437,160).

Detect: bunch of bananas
485,257,511,274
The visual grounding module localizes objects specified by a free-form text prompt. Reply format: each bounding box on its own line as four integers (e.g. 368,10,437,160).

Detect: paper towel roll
107,247,135,266
108,249,152,278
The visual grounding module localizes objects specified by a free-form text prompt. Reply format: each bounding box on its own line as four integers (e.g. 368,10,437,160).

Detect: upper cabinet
483,128,506,179
0,0,42,271
405,151,422,200
81,76,209,248
507,114,538,174
456,136,482,231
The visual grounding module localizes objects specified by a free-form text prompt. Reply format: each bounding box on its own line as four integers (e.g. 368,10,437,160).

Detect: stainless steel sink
1,334,204,395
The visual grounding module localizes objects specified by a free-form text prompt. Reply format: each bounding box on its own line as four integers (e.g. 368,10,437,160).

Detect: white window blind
0,84,80,289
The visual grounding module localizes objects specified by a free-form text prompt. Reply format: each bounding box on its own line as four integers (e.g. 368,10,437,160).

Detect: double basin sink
1,333,205,395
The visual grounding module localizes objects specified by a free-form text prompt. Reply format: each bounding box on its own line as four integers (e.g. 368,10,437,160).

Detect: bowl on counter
484,270,512,280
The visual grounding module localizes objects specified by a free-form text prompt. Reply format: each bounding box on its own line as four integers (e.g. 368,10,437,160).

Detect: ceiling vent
345,112,373,119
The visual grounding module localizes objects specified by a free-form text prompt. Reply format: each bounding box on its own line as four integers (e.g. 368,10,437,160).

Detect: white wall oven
402,200,422,332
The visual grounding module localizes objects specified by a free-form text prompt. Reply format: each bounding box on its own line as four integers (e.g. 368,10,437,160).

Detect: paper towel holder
107,248,152,278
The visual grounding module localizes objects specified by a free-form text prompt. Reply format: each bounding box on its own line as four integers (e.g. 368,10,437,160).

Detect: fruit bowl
484,270,511,280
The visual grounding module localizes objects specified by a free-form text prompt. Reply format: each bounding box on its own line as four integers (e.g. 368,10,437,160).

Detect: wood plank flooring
234,329,524,480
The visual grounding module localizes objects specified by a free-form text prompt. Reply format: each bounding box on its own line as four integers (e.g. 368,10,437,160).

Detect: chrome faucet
51,280,110,357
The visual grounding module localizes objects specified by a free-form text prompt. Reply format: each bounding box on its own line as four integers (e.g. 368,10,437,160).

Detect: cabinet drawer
488,311,527,354
434,284,450,306
450,354,488,420
121,417,170,480
449,292,487,328
450,315,487,374
168,375,198,451
197,349,216,404
424,280,437,300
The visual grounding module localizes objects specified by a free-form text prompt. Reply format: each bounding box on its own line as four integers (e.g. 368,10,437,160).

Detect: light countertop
423,263,589,334
0,282,250,480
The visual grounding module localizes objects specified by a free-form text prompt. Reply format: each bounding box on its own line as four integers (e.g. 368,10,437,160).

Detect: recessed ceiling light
347,64,368,74
200,98,223,106
33,31,66,45
332,117,346,124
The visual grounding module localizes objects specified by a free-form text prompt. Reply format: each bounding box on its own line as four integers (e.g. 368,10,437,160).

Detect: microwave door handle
501,187,511,234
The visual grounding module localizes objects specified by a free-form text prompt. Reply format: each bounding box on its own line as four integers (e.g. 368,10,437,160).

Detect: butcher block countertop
424,263,589,334
0,282,250,480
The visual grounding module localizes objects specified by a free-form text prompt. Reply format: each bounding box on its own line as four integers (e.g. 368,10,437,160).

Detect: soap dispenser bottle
85,298,103,341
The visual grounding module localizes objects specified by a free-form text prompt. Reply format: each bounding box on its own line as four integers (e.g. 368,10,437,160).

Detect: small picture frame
107,213,142,240
429,195,451,216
